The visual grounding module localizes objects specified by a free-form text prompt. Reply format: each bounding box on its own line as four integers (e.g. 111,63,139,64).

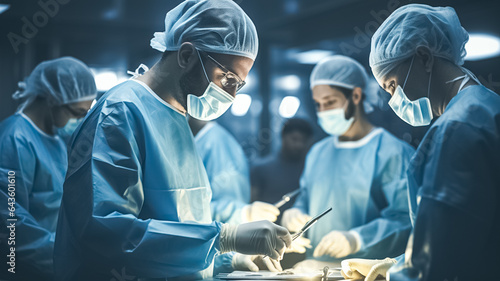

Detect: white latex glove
232,254,283,272
220,221,292,260
313,231,361,258
341,258,397,281
281,208,312,233
285,236,312,254
242,201,280,222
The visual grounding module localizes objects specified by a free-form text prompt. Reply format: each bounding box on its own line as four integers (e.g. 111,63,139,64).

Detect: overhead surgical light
0,4,10,15
244,72,256,90
278,96,301,118
91,69,128,92
231,94,252,116
293,50,335,64
284,0,299,14
465,33,500,61
276,75,301,91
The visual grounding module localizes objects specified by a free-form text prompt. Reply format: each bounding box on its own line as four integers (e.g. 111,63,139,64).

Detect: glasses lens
223,73,246,91
65,106,87,118
236,81,245,92
204,53,246,91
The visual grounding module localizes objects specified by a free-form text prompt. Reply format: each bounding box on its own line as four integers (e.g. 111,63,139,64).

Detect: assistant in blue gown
54,80,224,280
388,85,500,280
0,113,67,280
294,127,415,261
194,122,250,224
0,56,96,281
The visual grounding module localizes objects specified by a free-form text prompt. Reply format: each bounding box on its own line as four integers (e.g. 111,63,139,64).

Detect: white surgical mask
187,50,235,121
57,118,82,144
388,56,433,127
317,104,354,136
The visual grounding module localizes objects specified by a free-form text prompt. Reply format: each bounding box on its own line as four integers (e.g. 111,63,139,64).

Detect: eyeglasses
64,105,87,119
201,51,246,92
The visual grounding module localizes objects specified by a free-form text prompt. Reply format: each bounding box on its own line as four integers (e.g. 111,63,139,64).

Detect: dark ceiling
1,0,499,120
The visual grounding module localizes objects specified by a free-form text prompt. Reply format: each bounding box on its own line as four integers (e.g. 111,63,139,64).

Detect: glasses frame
200,51,246,92
64,105,87,119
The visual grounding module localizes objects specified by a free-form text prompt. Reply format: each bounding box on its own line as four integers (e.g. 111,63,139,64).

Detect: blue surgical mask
388,56,433,127
57,118,82,144
317,105,354,136
187,50,235,121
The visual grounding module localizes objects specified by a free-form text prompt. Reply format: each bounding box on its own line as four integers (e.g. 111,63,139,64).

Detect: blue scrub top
294,128,415,260
0,112,67,279
54,80,223,280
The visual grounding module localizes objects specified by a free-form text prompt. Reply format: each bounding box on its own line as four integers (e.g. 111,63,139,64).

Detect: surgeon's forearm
84,214,223,278
213,252,236,275
350,215,411,258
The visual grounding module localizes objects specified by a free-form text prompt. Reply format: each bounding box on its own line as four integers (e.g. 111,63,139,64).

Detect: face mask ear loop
49,103,57,135
402,55,415,91
343,94,353,120
427,68,432,99
196,49,211,84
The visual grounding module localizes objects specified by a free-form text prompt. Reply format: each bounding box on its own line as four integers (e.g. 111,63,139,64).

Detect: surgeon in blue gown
358,4,500,281
0,57,96,281
189,119,281,224
54,1,291,280
282,55,414,263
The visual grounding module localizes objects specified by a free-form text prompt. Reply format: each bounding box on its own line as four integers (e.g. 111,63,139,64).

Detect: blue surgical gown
388,85,500,281
293,128,414,261
194,122,250,224
0,112,67,280
54,80,225,281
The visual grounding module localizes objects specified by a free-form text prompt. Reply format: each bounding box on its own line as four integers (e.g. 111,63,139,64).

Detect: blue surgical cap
13,57,97,107
369,4,469,84
151,0,259,61
310,55,378,113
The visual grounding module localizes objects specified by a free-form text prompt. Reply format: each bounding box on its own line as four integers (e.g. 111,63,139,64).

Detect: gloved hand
341,258,397,281
220,221,292,260
232,254,283,272
313,231,361,258
285,236,312,254
281,208,312,233
242,201,280,222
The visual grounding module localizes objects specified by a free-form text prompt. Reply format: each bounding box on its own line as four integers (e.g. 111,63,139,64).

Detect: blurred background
1,0,499,164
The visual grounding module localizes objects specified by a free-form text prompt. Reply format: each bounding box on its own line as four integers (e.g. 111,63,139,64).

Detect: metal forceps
291,207,333,241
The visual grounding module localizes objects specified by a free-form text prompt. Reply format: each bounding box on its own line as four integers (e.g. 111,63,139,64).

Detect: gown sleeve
73,102,224,278
201,131,250,224
350,144,414,258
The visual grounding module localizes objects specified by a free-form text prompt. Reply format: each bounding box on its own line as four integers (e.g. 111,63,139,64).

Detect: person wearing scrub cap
282,55,414,264
0,57,96,281
54,1,291,280
340,4,500,281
